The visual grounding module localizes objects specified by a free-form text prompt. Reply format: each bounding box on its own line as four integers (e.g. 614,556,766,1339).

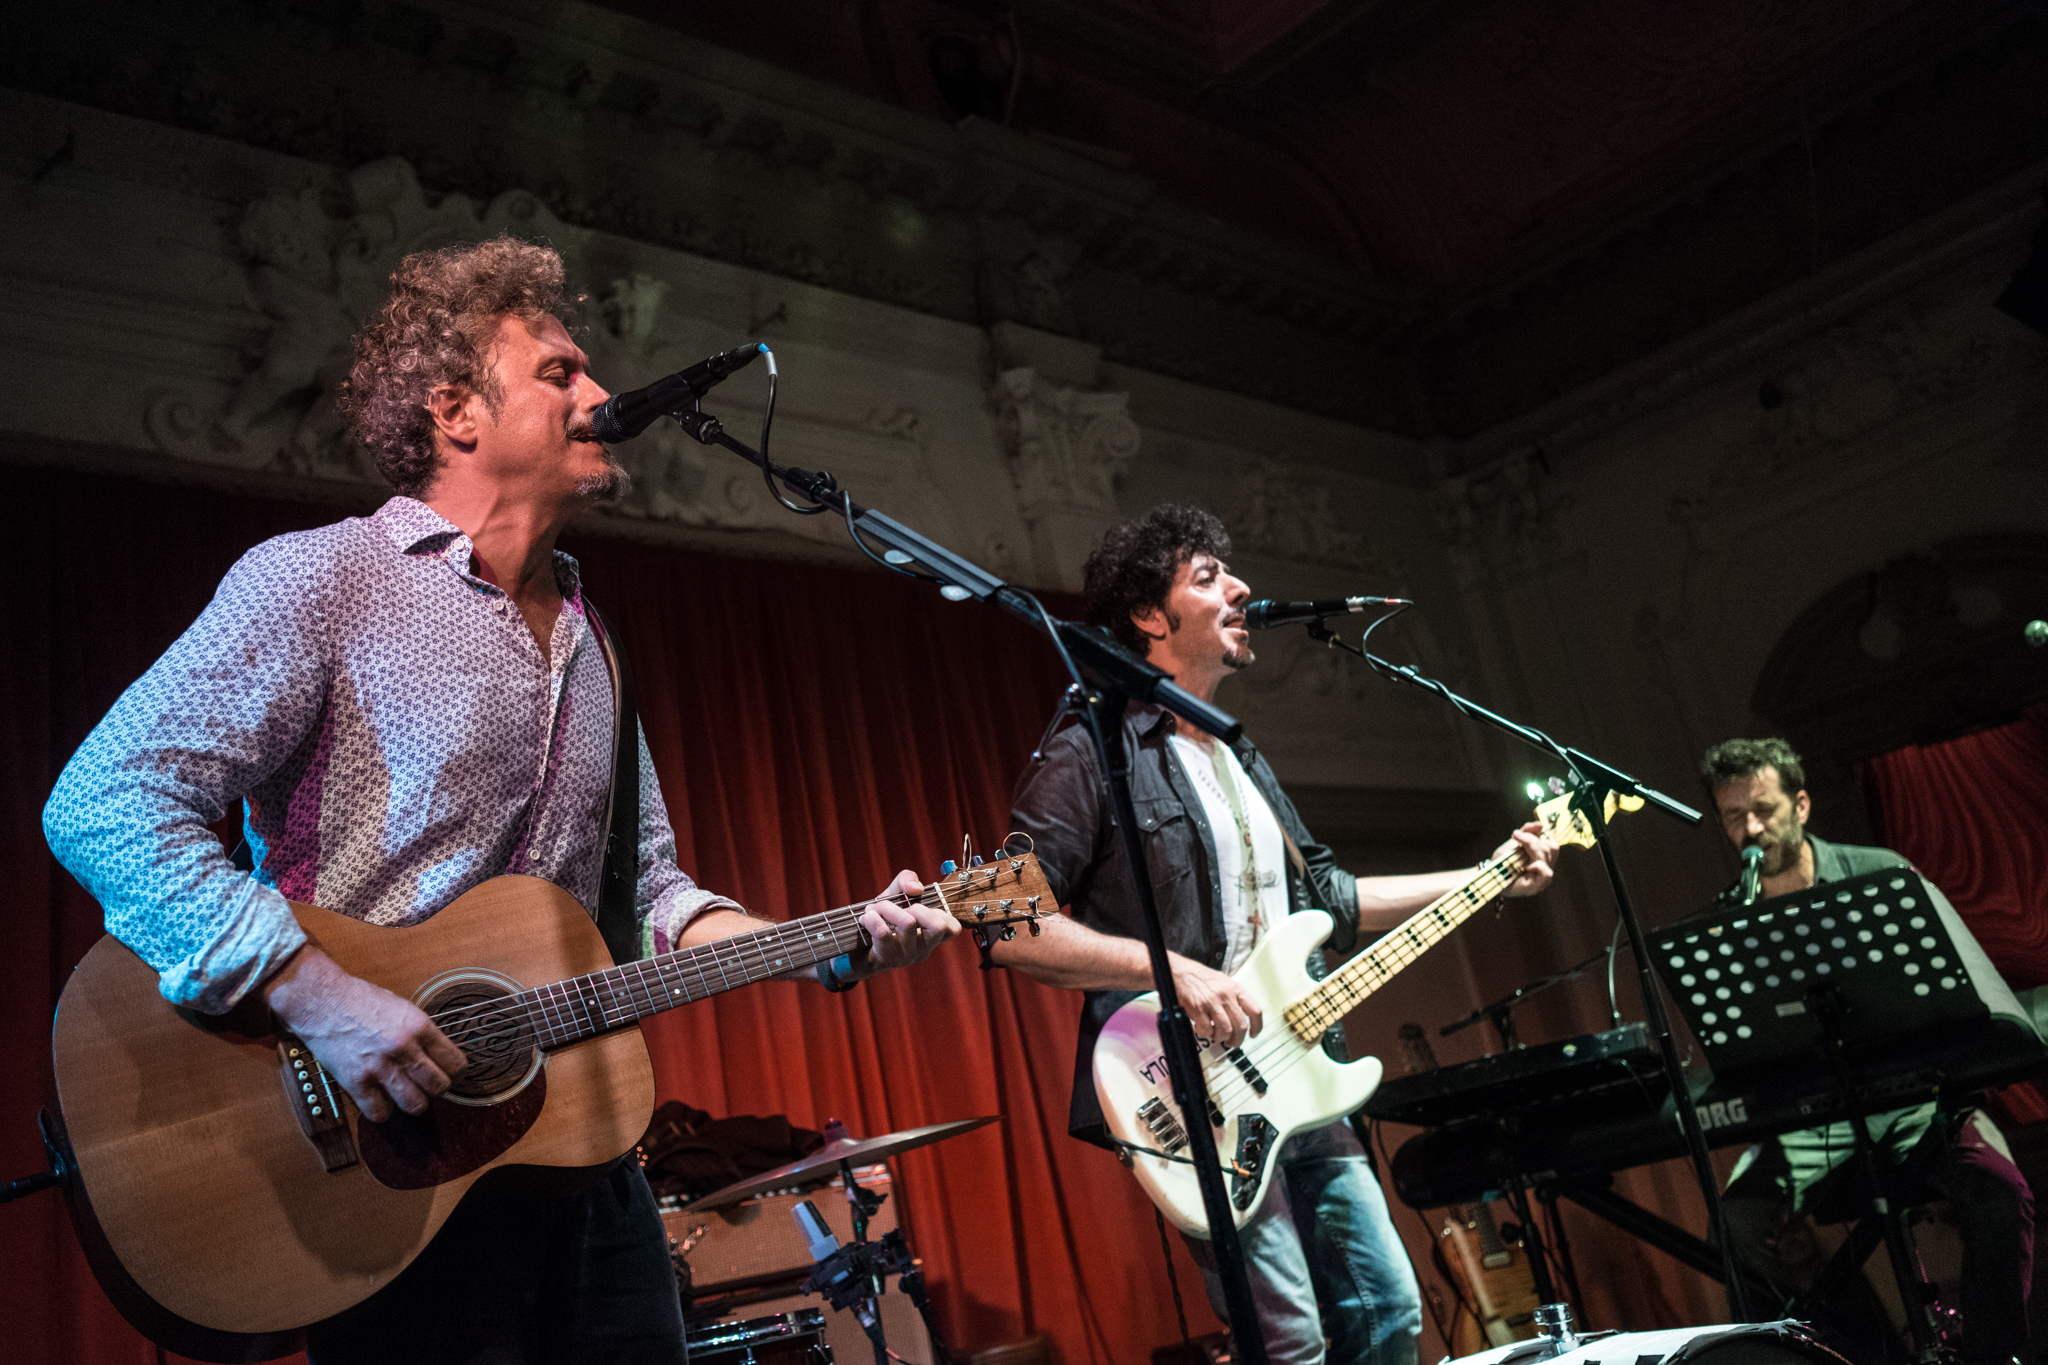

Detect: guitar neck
520,900,881,1050
1285,850,1525,1041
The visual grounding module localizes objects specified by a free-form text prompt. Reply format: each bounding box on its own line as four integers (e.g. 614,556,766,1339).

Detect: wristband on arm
816,953,860,992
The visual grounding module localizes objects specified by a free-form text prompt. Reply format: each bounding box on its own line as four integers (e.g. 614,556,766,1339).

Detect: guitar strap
587,603,642,966
1279,828,1308,882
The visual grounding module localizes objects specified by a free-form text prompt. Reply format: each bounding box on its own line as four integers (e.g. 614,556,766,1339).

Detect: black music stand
1651,868,1989,1076
1653,868,1982,1362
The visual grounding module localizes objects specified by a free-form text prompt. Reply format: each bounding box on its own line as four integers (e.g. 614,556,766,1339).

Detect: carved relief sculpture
991,366,1139,516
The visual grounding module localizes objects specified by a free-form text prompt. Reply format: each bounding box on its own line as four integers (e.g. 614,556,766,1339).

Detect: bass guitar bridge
1136,1096,1189,1156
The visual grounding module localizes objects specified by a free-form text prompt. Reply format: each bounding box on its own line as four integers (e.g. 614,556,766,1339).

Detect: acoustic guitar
51,852,1052,1360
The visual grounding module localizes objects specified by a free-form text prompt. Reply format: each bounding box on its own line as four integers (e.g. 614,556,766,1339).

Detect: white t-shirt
1168,734,1288,976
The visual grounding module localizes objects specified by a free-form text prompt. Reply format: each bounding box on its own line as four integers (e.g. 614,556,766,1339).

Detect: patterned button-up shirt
44,497,734,1013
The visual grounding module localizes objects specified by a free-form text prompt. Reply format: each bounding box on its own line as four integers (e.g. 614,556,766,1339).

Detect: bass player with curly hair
995,503,1562,1365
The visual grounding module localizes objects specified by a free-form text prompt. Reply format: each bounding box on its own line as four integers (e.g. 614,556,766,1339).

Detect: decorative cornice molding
0,0,1421,431
1443,164,2048,479
990,366,1140,519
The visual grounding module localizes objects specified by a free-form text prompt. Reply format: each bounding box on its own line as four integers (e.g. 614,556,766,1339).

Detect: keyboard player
1701,737,2033,1365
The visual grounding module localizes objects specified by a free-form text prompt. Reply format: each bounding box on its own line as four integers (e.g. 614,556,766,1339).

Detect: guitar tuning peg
1027,920,1042,937
1001,925,1017,941
941,860,958,876
970,855,985,867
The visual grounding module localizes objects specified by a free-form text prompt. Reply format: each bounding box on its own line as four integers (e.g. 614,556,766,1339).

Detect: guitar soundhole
422,979,540,1102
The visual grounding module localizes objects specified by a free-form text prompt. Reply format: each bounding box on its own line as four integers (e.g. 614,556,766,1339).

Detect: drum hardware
686,1309,832,1365
680,1117,994,1365
1444,1320,1852,1365
1529,1304,1580,1358
682,1116,997,1213
795,1202,951,1365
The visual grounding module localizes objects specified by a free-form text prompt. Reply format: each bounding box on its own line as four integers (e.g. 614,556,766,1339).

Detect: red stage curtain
0,466,1225,1365
1863,706,2048,1125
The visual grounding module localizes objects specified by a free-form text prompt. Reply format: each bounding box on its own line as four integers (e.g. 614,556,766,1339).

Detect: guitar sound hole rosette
415,967,543,1105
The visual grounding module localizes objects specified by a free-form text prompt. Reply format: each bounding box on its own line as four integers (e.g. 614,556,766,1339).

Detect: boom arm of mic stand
1300,627,1750,1321
691,415,1269,1361
694,423,1241,742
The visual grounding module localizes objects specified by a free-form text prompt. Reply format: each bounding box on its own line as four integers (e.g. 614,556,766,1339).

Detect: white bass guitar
1093,788,1637,1236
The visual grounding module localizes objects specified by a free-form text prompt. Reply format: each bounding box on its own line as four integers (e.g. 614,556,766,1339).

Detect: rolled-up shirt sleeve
632,724,742,957
42,537,330,1013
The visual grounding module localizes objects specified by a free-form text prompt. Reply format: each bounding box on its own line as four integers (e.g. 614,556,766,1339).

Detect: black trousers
308,1161,687,1365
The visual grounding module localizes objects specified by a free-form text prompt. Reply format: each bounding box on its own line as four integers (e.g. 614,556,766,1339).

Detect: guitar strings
1200,863,1516,1110
421,901,874,1049
424,876,1047,1052
425,898,888,1049
1183,855,1523,1114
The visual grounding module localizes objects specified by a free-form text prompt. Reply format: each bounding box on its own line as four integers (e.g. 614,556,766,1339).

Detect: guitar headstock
1533,788,1646,850
928,837,1057,942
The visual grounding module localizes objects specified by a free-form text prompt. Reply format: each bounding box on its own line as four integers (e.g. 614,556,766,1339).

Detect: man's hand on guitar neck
1355,821,1560,930
262,946,467,1123
677,870,962,984
844,868,964,981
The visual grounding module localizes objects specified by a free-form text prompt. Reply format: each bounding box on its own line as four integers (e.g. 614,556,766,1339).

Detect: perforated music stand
1654,866,1984,1362
1652,867,1985,1078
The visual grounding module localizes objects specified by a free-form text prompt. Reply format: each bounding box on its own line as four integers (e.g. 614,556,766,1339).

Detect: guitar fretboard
1284,852,1526,1042
508,901,884,1051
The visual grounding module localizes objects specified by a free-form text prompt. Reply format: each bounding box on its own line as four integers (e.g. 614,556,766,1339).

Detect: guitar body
1093,911,1384,1238
1442,1201,1541,1353
52,875,654,1352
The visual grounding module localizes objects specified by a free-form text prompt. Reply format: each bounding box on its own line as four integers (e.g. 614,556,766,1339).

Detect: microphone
1242,596,1412,630
792,1201,886,1348
1738,845,1765,907
589,343,767,444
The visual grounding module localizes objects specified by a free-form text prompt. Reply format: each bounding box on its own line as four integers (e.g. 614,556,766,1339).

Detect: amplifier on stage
662,1165,900,1294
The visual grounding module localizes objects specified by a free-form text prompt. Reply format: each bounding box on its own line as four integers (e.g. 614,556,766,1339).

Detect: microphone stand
1439,948,1611,1050
1299,619,1755,1322
670,406,1272,1365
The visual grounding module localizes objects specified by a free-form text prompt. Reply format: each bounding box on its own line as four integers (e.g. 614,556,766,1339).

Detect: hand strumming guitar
1170,953,1263,1050
263,945,467,1122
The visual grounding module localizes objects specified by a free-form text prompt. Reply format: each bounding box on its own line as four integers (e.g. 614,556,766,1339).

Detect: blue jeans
1187,1122,1423,1365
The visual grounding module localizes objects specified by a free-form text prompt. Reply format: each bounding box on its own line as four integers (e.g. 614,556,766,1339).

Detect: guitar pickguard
356,1074,548,1191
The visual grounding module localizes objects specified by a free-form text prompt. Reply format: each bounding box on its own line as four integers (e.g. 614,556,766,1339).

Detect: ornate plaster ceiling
605,0,2047,433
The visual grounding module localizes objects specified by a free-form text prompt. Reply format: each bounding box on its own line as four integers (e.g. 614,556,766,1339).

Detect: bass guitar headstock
1533,786,1646,850
927,834,1057,946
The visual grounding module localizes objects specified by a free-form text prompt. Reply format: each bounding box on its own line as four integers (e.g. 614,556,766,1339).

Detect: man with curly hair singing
43,237,959,1364
993,504,1562,1365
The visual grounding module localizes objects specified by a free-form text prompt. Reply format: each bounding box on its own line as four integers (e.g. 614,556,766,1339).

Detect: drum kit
673,1115,997,1365
672,1118,1893,1365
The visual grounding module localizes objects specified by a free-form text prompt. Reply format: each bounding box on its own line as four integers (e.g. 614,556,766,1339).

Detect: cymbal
681,1116,999,1212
